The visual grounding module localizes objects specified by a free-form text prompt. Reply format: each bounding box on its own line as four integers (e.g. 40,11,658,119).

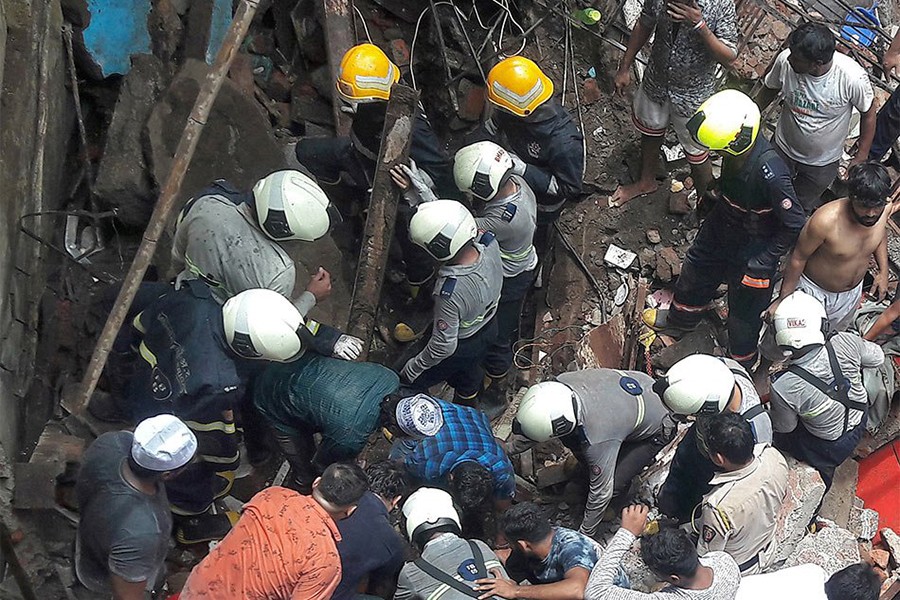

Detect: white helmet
252,170,337,241
222,289,305,362
773,291,827,351
402,487,461,546
453,141,514,201
408,199,477,261
653,354,735,416
513,381,578,442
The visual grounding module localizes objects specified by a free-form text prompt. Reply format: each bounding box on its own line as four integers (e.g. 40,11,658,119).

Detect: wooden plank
346,84,419,358
321,0,354,135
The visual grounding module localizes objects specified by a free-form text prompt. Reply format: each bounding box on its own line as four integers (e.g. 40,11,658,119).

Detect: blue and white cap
131,414,197,472
395,394,444,439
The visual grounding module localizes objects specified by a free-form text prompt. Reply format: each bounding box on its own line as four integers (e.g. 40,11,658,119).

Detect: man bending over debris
770,291,884,488
179,463,368,600
390,398,516,535
654,354,772,523
510,368,675,539
475,501,621,600
764,162,891,334
399,200,503,406
643,90,806,369
697,413,788,574
609,0,737,207
758,22,875,212
584,506,740,599
74,415,196,600
473,56,584,222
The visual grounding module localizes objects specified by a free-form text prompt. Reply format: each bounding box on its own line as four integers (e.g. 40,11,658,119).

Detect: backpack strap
786,342,866,433
468,540,488,580
413,556,483,599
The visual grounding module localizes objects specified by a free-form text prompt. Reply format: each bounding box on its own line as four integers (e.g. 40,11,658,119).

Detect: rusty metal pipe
67,0,261,416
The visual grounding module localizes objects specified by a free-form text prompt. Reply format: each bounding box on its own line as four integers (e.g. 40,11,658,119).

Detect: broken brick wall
0,0,73,457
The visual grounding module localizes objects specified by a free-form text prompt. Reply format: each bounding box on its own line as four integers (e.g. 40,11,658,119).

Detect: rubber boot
86,389,129,423
478,373,509,422
175,510,240,545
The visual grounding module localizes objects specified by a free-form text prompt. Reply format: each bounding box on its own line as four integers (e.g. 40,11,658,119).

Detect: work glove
741,256,774,289
400,160,438,207
509,152,527,176
332,335,364,361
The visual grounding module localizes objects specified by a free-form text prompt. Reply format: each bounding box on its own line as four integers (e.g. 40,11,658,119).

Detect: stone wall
0,0,72,457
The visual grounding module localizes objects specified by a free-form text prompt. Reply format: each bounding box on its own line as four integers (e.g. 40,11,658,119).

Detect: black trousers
483,268,536,378
870,85,900,162
409,317,498,400
774,416,866,489
657,425,715,523
668,208,775,365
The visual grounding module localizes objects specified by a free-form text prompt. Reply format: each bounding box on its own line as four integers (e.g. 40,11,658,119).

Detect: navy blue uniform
668,137,807,364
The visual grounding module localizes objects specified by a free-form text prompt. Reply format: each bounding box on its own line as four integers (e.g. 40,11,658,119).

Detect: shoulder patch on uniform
440,277,457,298
703,525,717,543
501,203,517,222
781,197,793,210
591,465,602,476
437,319,449,331
458,559,480,581
479,231,496,246
761,164,774,180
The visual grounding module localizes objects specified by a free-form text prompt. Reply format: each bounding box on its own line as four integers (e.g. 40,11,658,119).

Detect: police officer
509,369,675,539
453,141,538,418
474,56,585,223
399,200,503,406
654,354,773,523
770,291,885,488
125,285,354,543
172,170,341,315
643,90,807,368
296,43,456,297
698,413,789,575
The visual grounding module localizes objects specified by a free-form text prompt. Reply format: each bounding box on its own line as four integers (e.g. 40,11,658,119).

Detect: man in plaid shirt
392,399,515,530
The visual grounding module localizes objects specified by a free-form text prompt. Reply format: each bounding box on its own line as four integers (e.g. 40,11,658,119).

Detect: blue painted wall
81,0,153,77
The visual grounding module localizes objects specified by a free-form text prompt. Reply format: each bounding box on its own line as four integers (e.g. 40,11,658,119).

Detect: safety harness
414,540,493,599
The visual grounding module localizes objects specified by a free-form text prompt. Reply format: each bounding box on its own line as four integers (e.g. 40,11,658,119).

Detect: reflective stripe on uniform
500,245,536,262
200,451,241,464
183,420,237,434
133,312,147,335
139,341,158,367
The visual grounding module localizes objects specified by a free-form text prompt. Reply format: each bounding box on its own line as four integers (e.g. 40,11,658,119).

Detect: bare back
803,198,888,292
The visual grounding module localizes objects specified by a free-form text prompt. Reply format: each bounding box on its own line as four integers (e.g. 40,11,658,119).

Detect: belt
738,554,760,572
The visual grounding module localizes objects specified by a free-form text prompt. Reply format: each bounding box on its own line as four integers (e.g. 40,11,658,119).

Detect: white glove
333,335,364,361
401,160,439,206
509,152,527,176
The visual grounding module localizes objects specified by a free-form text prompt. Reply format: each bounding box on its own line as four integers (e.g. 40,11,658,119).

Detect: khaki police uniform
697,446,789,574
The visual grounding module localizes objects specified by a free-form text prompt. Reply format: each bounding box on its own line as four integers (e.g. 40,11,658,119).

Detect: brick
872,548,891,569
457,79,485,122
389,38,409,66
582,78,602,104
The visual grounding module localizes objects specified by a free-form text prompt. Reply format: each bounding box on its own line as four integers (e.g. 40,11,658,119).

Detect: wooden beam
322,0,354,135
346,83,419,358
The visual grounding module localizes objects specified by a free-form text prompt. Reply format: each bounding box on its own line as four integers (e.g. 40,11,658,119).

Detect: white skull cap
395,394,444,438
131,414,198,472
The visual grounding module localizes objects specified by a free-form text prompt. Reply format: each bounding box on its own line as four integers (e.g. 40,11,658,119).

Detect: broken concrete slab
773,456,827,563
856,401,900,458
13,463,61,510
184,0,231,64
849,506,880,541
575,312,625,369
653,322,719,370
94,54,166,228
147,0,183,66
784,524,861,576
882,528,900,564
819,458,858,529
78,0,153,78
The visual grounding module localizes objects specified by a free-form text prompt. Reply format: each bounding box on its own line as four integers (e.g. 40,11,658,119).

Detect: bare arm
864,300,900,340
110,575,147,600
696,20,737,66
476,567,591,600
765,217,827,318
614,18,653,95
870,231,890,301
851,106,877,166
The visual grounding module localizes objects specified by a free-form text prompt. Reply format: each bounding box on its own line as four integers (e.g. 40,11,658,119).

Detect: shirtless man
765,162,891,332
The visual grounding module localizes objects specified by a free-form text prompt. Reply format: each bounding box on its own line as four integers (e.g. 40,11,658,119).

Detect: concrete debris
773,456,827,563
646,229,661,244
818,459,858,529
148,0,183,65
184,0,231,64
582,79,602,105
575,313,625,369
848,505,880,541
872,548,891,569
653,323,719,369
670,180,684,193
636,425,690,503
783,524,861,576
456,79,485,122
94,54,167,228
668,190,691,215
883,528,900,564
654,247,682,282
856,401,900,457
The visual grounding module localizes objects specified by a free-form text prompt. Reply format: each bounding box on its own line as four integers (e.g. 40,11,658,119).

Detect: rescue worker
654,353,773,523
698,413,789,575
472,56,585,223
125,285,358,543
295,43,455,296
172,169,339,312
399,200,503,406
509,368,676,539
395,488,509,600
643,90,806,369
391,140,538,417
770,291,885,488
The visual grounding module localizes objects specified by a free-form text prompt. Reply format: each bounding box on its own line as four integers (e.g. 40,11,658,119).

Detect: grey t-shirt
764,50,874,166
770,333,884,440
394,533,508,600
75,432,172,593
475,175,538,278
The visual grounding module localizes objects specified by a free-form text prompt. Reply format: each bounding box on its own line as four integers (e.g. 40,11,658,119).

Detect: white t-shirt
764,49,874,166
736,564,828,600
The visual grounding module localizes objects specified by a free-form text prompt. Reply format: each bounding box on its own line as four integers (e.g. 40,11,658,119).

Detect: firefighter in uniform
295,43,456,297
399,200,503,406
643,90,807,368
172,170,343,316
653,354,773,523
509,369,675,539
770,291,885,488
697,412,789,575
125,285,352,543
474,56,585,224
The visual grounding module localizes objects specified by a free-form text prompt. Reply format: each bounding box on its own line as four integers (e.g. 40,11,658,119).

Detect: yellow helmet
336,43,400,102
686,90,760,156
486,56,554,117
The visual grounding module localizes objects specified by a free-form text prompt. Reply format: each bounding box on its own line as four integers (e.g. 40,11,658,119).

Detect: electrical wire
352,4,372,43
512,325,585,369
